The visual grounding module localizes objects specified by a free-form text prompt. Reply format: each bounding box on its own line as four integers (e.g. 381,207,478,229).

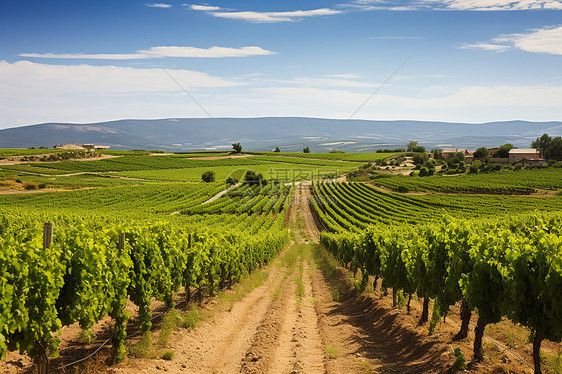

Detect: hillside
1,117,561,151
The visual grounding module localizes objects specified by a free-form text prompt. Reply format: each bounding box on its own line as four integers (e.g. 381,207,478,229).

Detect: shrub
397,186,409,193
23,182,37,190
225,177,238,185
453,348,466,370
201,171,215,183
161,350,174,360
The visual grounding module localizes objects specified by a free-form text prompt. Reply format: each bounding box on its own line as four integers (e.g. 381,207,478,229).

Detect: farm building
55,143,110,150
508,148,540,164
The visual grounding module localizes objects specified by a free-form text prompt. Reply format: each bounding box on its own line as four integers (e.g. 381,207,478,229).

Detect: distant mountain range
1,117,561,152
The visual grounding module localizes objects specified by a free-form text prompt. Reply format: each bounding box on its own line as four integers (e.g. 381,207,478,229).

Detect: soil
3,181,560,374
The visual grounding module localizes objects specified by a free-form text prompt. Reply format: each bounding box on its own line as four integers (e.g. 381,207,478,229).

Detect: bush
23,182,37,190
225,177,238,185
419,166,429,177
162,350,174,360
397,186,409,193
303,147,310,153
201,171,215,183
412,152,430,165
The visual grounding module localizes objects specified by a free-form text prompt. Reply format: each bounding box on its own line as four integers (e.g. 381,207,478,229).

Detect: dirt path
202,183,240,205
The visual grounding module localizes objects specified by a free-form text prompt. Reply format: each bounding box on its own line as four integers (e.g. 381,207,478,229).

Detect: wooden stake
118,233,125,251
43,222,53,249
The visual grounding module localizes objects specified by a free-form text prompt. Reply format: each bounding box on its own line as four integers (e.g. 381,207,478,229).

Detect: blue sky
1,0,561,128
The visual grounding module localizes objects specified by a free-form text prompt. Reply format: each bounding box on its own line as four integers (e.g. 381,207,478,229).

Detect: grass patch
543,348,562,374
161,350,174,361
219,267,269,311
128,332,153,358
77,329,95,344
359,361,373,373
486,320,529,349
325,345,339,359
182,306,206,329
452,347,466,371
158,309,182,346
296,262,305,299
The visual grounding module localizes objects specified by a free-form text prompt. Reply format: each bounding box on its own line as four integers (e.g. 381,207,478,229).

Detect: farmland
1,149,562,374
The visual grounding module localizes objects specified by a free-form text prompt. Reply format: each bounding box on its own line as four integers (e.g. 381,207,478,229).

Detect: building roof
442,148,467,153
509,148,539,154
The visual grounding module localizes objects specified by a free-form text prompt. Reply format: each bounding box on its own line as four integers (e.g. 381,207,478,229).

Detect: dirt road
107,182,457,374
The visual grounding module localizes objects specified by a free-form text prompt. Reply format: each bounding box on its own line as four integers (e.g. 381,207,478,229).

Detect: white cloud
327,74,363,79
345,0,562,11
510,25,562,54
257,76,378,88
188,4,341,22
0,60,241,95
188,4,221,11
146,3,172,8
20,46,276,60
459,25,562,55
459,42,512,51
369,36,426,39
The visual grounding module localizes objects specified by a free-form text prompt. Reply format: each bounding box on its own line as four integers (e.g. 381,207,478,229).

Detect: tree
431,149,443,160
544,137,562,160
469,160,482,173
232,143,242,153
408,141,426,153
493,144,514,158
531,134,562,160
447,152,465,168
244,170,267,186
473,147,488,159
274,147,281,152
201,171,215,183
303,147,310,153
412,152,429,165
532,133,552,156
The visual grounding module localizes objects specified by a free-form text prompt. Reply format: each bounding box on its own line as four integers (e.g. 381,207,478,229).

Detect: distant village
54,143,110,150
433,147,545,166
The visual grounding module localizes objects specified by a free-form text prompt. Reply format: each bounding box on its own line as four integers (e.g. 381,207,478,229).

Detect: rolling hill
0,117,560,152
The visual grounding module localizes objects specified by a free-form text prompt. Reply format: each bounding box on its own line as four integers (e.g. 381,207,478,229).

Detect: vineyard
369,168,562,194
311,181,562,373
1,150,562,373
310,181,562,230
0,174,294,370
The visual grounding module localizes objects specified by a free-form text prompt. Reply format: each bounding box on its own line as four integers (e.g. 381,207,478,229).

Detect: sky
1,0,561,129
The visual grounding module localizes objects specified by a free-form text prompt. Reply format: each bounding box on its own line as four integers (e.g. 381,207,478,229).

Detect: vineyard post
43,222,53,251
118,233,125,251
37,222,54,374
